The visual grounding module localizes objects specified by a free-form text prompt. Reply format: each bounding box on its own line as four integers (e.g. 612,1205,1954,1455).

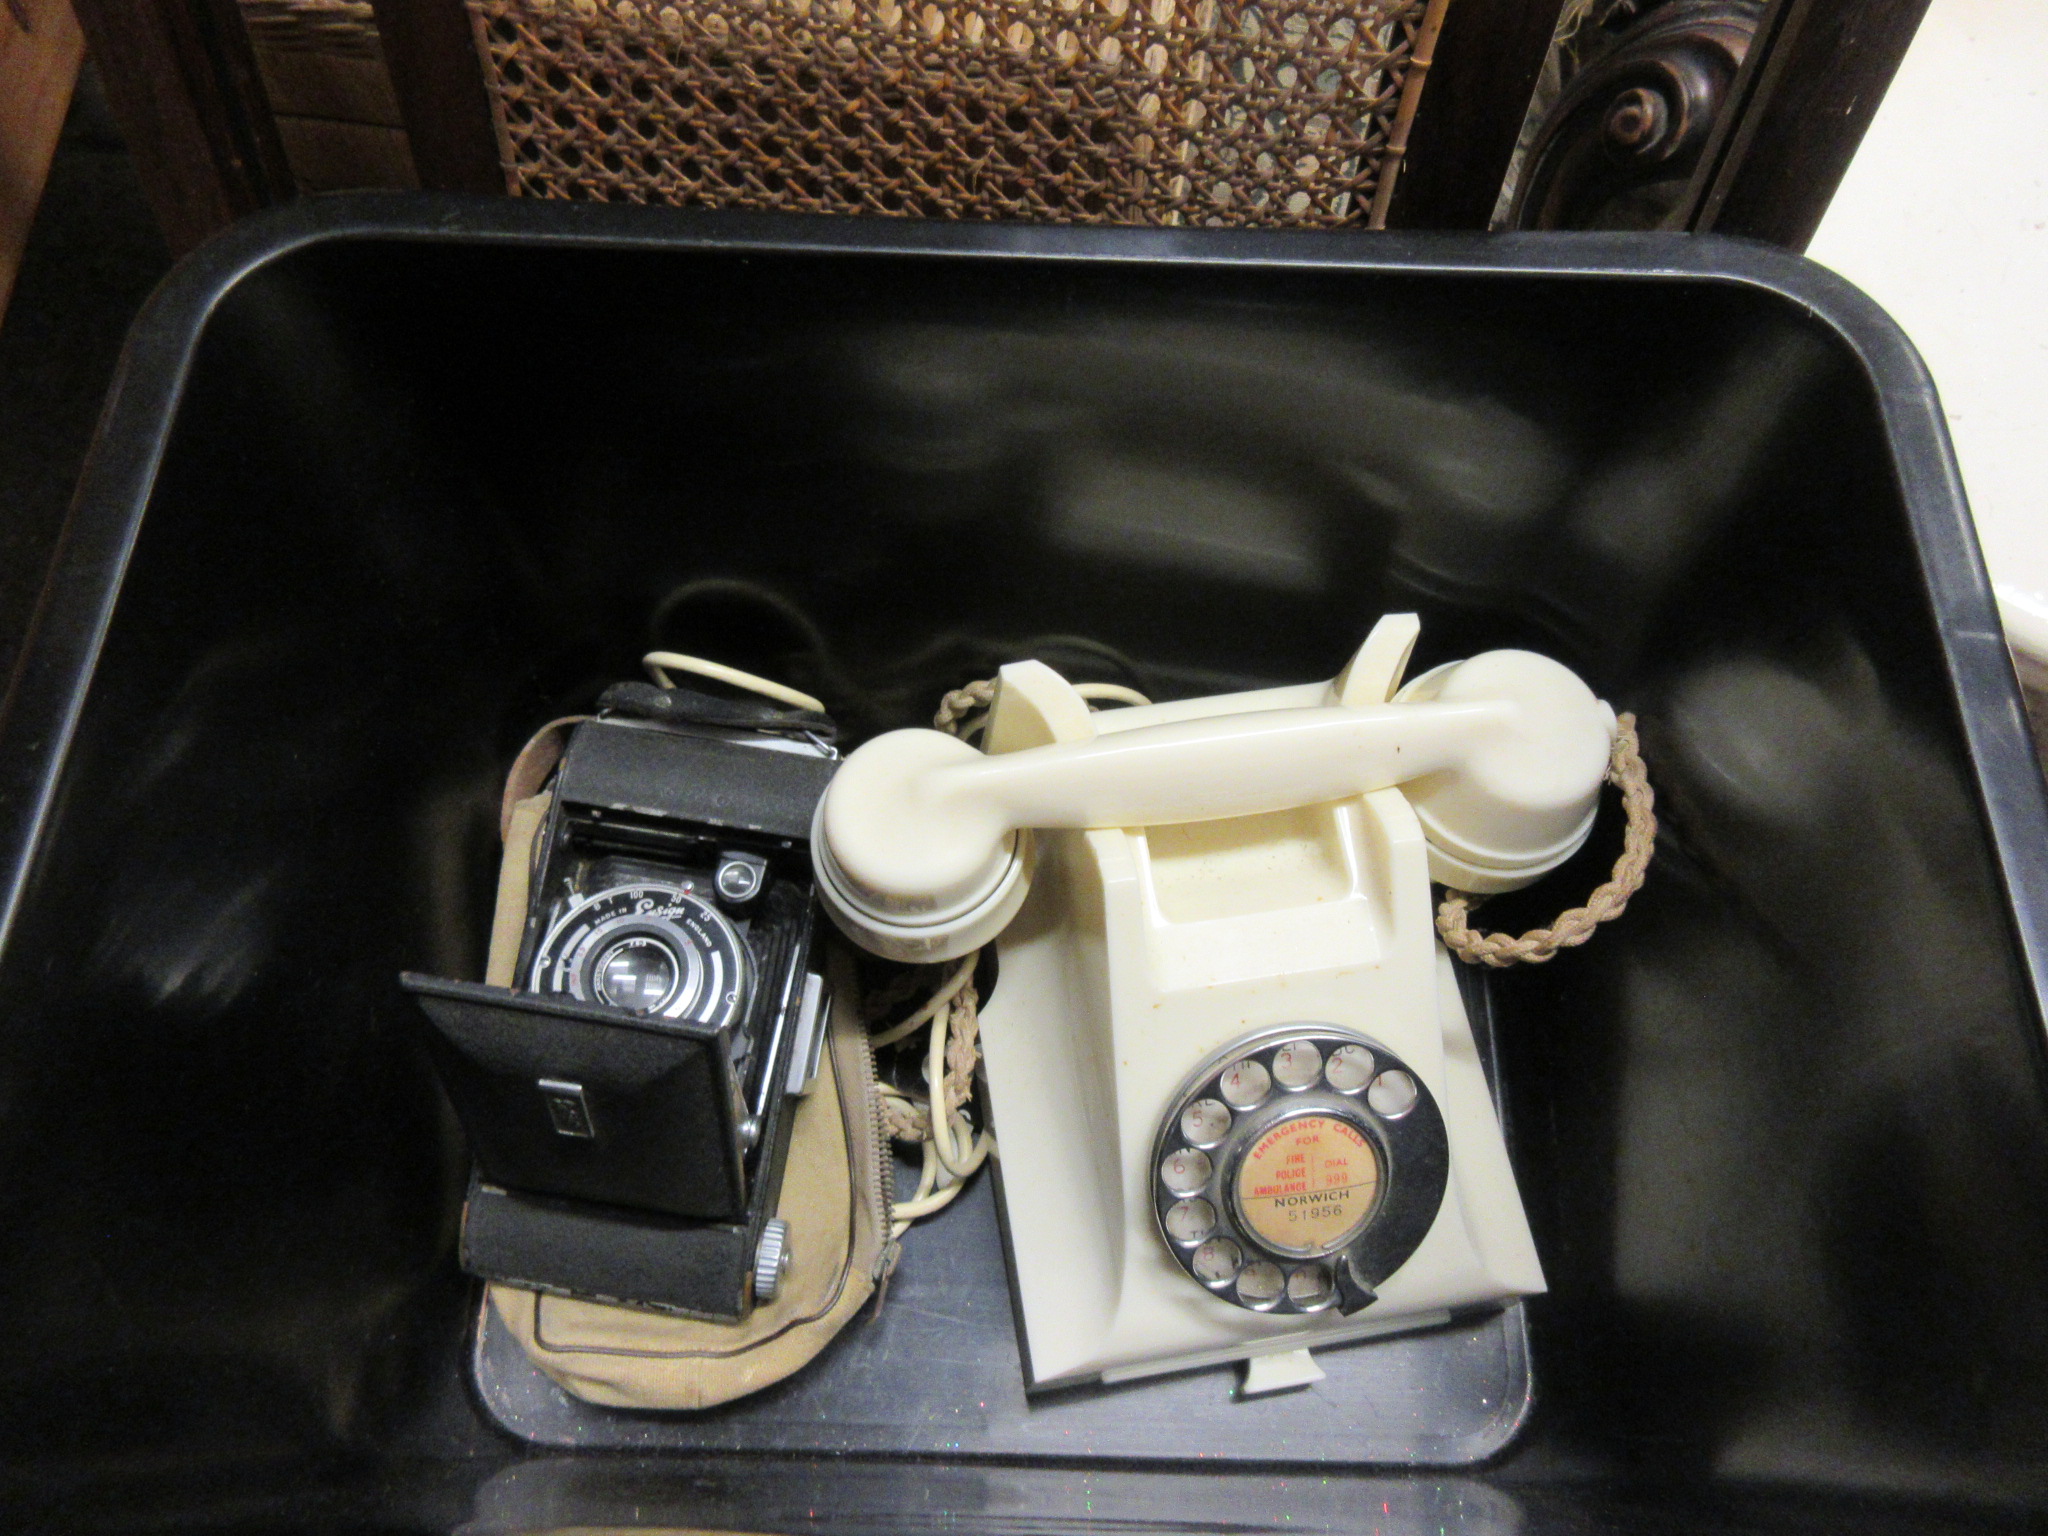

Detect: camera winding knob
754,1218,791,1303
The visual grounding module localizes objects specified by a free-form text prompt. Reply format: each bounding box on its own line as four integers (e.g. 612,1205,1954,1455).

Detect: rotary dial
1152,1025,1450,1316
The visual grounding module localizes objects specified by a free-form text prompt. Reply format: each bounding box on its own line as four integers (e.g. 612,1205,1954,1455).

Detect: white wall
1805,0,2048,660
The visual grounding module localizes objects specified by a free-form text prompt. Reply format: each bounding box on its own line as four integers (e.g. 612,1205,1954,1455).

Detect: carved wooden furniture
1503,0,1934,243
68,0,1933,252
1508,0,1763,230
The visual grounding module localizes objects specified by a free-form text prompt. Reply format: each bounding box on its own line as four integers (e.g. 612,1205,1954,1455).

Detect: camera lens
593,935,681,1014
531,882,752,1029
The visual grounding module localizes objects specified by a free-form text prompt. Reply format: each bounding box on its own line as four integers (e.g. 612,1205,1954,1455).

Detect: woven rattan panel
467,0,1438,226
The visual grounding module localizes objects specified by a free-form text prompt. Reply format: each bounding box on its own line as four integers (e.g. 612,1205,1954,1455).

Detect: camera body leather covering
406,707,847,1325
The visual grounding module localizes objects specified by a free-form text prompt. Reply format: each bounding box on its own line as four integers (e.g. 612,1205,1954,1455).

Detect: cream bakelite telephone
812,615,1616,1388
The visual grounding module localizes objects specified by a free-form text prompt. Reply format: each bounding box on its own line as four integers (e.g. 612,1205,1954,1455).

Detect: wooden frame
1497,0,1933,248
367,0,501,193
0,0,86,322
1382,0,1573,229
1688,0,1936,249
67,0,291,254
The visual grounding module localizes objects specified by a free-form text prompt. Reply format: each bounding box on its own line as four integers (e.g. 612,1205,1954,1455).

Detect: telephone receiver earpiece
813,617,1618,961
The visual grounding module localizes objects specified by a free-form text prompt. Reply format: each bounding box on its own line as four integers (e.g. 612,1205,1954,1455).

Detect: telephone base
973,623,1547,1389
979,811,1547,1388
1094,1308,1456,1389
1240,1348,1327,1397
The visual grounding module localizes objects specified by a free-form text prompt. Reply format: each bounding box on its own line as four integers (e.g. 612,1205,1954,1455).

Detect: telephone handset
814,624,1614,962
813,616,1616,1387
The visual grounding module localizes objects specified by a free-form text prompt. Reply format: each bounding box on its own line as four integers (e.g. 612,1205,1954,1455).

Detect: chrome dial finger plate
1151,1024,1451,1316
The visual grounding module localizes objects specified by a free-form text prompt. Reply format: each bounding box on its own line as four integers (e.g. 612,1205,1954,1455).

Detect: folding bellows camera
404,684,837,1320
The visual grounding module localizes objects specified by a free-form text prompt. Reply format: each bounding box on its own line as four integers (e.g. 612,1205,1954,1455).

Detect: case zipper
833,947,900,1283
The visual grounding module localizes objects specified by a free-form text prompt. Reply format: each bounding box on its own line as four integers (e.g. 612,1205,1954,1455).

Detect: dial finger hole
1236,1260,1285,1307
1219,1058,1271,1109
1287,1263,1336,1311
1367,1069,1419,1119
1345,1250,1378,1291
1192,1237,1243,1284
1164,1197,1216,1244
1271,1039,1323,1089
1180,1098,1232,1147
1161,1147,1213,1195
1324,1043,1374,1092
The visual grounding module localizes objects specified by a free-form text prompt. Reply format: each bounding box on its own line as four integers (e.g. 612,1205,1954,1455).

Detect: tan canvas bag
473,758,896,1410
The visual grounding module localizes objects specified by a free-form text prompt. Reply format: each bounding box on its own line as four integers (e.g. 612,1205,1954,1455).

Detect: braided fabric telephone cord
1435,711,1656,967
915,678,999,1146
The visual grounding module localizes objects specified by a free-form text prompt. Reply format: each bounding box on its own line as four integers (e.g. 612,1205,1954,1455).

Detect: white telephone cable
642,651,827,714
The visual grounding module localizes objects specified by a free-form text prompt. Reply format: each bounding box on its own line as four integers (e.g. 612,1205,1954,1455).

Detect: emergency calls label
1234,1114,1380,1255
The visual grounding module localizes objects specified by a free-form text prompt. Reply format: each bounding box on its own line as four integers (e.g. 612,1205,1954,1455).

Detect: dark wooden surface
1692,0,1933,249
0,0,85,323
68,0,293,254
0,69,171,698
1661,0,1792,232
1383,0,1572,229
369,0,506,194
